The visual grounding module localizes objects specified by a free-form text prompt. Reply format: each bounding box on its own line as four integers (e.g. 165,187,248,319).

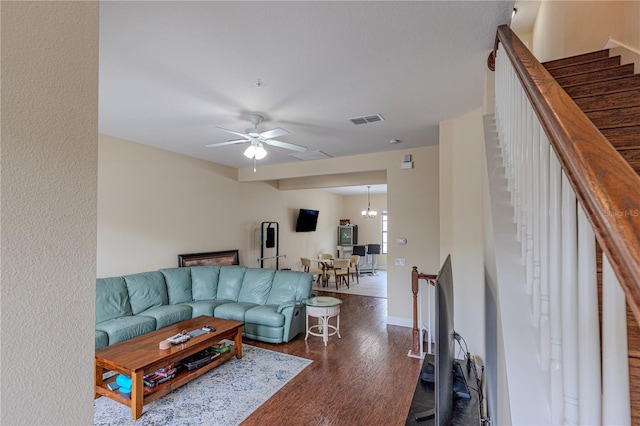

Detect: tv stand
406,354,481,425
453,361,471,399
414,409,435,422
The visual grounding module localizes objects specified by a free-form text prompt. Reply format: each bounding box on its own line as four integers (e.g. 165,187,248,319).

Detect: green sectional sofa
95,265,313,349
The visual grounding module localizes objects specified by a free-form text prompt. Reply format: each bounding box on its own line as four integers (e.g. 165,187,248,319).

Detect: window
381,211,388,254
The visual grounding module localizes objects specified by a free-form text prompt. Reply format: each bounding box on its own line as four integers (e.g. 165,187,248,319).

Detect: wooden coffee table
95,315,243,419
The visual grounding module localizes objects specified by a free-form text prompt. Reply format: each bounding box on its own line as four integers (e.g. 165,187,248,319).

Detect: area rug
312,270,387,298
94,345,312,425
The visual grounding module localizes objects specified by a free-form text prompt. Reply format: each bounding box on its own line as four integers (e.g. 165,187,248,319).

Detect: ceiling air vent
289,150,332,161
349,114,385,125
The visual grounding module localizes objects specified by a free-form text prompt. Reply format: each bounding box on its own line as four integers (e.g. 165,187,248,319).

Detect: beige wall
239,147,440,325
1,2,99,424
98,134,346,276
342,193,388,269
98,140,439,325
532,1,640,62
440,107,486,359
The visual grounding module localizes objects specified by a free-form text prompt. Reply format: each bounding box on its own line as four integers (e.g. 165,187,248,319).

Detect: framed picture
178,250,240,267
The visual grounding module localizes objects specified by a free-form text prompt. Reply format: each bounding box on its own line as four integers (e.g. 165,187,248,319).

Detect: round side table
303,296,342,346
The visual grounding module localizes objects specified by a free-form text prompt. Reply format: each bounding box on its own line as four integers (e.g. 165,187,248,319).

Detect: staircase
543,50,640,424
543,50,640,173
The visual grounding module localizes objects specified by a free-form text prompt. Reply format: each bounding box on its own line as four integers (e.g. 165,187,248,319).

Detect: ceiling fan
206,114,307,171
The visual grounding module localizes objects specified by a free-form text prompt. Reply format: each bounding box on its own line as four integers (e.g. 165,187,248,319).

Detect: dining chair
318,253,333,261
300,257,324,284
349,255,360,284
331,258,350,289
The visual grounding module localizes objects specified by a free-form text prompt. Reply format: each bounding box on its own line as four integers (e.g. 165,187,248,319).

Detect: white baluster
549,150,564,424
525,104,534,294
577,204,601,423
521,94,527,256
561,172,579,425
602,254,631,425
539,130,550,369
532,115,541,326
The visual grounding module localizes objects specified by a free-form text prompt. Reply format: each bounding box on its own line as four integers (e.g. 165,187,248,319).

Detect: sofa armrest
277,300,302,313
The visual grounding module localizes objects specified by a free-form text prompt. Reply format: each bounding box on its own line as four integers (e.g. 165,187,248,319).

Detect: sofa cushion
96,315,156,346
96,277,132,324
124,271,168,315
245,305,285,327
183,300,232,317
139,305,192,329
242,324,285,343
191,266,220,301
266,270,313,305
216,266,247,302
237,268,275,304
160,267,193,304
95,330,109,350
214,302,256,322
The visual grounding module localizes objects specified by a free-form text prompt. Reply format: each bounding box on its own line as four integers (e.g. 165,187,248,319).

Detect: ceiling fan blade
265,139,307,152
205,139,249,148
259,127,289,139
213,126,251,140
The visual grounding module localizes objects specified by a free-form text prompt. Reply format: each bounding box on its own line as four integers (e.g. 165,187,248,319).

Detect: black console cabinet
405,354,481,426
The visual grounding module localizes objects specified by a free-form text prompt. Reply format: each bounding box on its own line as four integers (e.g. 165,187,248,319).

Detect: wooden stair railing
541,48,640,424
491,25,640,423
491,25,640,330
409,267,436,358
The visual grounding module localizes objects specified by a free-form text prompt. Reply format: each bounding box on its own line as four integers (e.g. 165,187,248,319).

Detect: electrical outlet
395,258,405,266
396,238,407,245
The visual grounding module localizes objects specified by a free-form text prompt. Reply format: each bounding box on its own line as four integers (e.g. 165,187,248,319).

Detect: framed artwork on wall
178,249,240,267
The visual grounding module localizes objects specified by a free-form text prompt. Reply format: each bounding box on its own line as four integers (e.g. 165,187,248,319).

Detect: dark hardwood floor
242,290,424,426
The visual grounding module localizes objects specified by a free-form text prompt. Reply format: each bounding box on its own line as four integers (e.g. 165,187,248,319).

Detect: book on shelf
143,363,177,388
144,373,175,388
211,339,234,354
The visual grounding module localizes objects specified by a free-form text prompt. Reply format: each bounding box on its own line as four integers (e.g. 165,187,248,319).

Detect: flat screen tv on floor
295,209,319,232
414,254,464,425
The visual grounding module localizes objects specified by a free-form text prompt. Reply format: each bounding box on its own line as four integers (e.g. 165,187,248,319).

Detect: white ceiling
99,1,514,172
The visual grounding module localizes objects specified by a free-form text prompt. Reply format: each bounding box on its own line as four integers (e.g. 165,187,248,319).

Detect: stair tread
543,49,610,69
555,64,635,86
564,74,640,98
546,56,621,78
573,87,640,112
586,105,640,128
603,126,640,150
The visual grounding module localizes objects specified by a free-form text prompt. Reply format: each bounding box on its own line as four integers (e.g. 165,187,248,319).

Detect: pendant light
361,186,378,218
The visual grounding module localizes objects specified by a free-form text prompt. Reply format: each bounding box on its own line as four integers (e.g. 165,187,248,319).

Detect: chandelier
361,186,378,218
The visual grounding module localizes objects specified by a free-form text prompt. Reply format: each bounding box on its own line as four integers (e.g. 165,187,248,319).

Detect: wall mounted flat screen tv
295,209,319,232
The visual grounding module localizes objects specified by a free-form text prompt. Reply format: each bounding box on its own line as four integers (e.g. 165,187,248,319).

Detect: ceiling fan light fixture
243,143,268,160
243,145,256,159
254,143,267,160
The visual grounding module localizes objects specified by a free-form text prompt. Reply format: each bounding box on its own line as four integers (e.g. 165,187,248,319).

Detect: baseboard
386,316,412,328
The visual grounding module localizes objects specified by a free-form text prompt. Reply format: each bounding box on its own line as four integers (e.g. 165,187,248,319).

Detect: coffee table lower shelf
95,316,243,419
96,347,237,408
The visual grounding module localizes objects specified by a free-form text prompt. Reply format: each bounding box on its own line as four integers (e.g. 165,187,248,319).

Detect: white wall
0,2,99,424
439,107,486,359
